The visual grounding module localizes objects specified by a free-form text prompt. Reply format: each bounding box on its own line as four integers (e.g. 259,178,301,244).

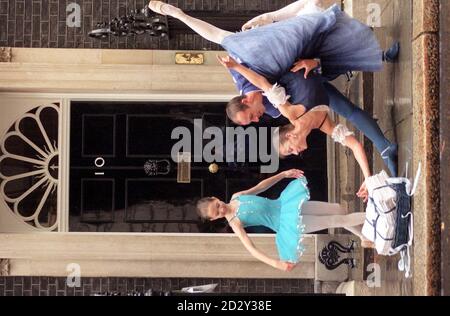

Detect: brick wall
0,0,294,50
0,276,314,296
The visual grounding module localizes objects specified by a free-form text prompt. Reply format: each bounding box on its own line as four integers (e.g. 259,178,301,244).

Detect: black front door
69,101,327,233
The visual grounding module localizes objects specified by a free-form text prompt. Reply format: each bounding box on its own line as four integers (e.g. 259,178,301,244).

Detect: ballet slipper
148,1,179,16
381,143,399,177
383,41,400,63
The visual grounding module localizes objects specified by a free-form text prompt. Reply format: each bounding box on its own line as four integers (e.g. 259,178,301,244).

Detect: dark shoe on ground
383,41,400,63
382,143,399,177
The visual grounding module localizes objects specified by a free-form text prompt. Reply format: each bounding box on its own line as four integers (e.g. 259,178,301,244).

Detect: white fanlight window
0,104,60,231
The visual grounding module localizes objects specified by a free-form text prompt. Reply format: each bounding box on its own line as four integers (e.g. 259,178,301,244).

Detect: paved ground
336,0,414,295
370,0,414,296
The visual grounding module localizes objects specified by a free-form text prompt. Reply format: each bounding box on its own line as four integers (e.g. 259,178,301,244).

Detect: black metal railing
89,6,169,39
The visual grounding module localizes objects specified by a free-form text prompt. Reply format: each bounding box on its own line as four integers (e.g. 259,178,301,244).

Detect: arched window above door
0,104,60,231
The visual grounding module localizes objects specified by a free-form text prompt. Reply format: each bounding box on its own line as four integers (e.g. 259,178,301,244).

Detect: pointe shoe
242,13,274,31
381,143,399,177
383,41,400,63
148,1,179,16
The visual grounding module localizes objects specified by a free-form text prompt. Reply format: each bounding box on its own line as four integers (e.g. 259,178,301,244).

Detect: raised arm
231,169,304,199
217,55,307,122
217,55,273,91
229,219,295,272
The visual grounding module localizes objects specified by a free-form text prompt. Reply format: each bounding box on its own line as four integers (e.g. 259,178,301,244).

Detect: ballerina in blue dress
148,0,394,80
196,169,368,272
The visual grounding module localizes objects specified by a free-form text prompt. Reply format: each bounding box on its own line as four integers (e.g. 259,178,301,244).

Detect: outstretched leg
271,0,323,20
148,1,232,44
302,213,366,234
242,0,323,30
301,201,348,216
323,82,398,177
302,201,366,241
303,213,373,246
344,225,366,241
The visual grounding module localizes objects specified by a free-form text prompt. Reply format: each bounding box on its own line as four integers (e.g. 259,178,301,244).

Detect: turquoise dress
230,178,310,263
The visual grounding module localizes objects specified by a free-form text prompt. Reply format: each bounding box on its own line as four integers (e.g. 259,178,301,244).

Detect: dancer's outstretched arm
229,219,295,272
319,115,370,201
232,169,304,199
217,55,307,124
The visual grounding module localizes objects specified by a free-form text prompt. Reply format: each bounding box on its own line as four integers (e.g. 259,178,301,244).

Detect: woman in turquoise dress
196,169,368,272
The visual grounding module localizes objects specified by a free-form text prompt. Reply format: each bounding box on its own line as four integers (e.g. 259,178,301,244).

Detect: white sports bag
362,164,421,278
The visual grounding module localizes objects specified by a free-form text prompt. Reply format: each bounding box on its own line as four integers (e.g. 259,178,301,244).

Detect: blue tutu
276,177,311,263
221,4,382,81
232,178,310,263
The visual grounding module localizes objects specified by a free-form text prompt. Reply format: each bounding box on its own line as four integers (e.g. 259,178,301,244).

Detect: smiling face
197,197,228,221
279,125,309,157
